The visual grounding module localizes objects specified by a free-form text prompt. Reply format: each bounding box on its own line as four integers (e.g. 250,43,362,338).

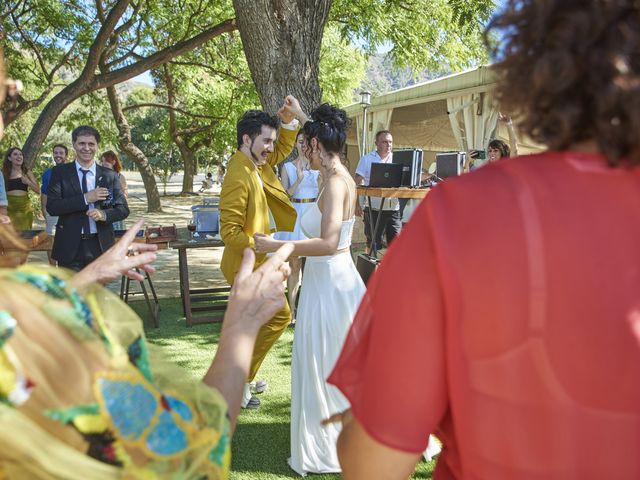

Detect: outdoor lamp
360,91,371,155
359,90,371,107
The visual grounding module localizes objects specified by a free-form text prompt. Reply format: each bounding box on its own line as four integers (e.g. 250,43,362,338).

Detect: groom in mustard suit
220,96,307,409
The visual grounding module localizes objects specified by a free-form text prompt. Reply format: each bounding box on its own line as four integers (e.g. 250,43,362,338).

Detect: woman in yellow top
2,147,40,230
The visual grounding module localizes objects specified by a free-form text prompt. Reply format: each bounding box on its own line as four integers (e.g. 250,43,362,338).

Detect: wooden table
356,186,430,200
357,186,430,258
169,228,229,327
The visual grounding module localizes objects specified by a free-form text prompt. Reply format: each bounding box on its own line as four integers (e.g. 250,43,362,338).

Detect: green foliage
319,26,367,105
330,0,494,73
154,32,260,166
3,0,499,196
120,86,179,193
57,90,119,150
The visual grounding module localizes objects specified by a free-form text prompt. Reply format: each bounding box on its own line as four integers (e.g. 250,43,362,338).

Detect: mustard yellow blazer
219,126,298,283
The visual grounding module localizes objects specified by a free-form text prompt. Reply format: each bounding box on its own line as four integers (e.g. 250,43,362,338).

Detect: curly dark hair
303,104,350,155
236,110,280,149
487,0,640,165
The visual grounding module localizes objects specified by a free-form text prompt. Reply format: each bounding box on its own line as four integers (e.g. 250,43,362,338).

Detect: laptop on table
368,162,403,188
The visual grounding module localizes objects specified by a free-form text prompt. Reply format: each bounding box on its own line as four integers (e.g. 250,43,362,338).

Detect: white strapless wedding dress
288,203,366,476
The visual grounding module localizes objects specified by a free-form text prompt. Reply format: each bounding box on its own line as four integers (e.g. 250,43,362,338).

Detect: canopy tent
343,65,544,172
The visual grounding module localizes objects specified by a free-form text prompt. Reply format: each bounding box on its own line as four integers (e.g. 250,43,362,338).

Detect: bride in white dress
254,104,365,475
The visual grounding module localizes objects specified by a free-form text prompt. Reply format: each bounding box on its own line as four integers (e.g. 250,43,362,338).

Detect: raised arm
284,161,305,197
24,170,41,194
267,125,298,169
499,113,519,157
267,95,307,169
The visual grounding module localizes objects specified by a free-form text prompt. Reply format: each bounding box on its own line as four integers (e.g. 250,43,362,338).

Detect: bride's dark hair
303,104,350,155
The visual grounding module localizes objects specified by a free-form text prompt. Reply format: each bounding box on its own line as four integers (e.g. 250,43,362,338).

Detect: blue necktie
80,168,91,235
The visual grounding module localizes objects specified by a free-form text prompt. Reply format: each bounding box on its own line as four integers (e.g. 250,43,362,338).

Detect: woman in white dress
275,132,321,324
254,104,365,475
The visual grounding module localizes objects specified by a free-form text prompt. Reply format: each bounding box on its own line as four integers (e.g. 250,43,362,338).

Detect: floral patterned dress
0,265,230,479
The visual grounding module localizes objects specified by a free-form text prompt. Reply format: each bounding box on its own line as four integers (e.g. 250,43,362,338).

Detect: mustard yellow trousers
248,296,291,381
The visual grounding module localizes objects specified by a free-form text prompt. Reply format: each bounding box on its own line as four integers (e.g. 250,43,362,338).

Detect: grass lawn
129,297,435,479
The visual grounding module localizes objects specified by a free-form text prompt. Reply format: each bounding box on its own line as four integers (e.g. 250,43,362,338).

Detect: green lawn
129,297,435,479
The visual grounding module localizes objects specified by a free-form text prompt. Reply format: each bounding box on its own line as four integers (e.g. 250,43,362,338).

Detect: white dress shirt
75,160,98,234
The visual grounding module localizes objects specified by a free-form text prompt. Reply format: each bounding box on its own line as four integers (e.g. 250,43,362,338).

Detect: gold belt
291,197,316,204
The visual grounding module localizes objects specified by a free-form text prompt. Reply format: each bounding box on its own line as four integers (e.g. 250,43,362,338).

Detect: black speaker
356,253,380,285
436,152,466,179
393,149,424,187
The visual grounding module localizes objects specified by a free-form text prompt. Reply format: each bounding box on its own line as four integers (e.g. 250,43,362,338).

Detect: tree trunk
21,79,93,167
104,84,163,212
232,0,331,113
163,66,198,194
177,141,197,194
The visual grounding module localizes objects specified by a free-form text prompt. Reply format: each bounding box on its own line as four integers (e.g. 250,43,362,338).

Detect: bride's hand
254,232,277,253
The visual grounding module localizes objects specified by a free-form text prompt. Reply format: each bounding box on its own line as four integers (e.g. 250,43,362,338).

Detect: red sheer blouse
329,152,640,479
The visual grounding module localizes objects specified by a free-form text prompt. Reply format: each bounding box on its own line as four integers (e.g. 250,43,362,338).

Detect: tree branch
93,18,236,90
10,11,49,76
1,0,26,23
181,122,219,138
106,28,144,69
123,102,223,120
169,59,247,83
81,0,132,82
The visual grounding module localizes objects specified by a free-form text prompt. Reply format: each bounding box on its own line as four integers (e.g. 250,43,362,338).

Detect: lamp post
359,90,371,156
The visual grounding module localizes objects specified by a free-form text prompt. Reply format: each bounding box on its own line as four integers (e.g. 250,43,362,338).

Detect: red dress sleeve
328,197,448,453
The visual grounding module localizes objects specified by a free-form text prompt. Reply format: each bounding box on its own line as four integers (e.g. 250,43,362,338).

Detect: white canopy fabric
344,66,544,170
447,91,500,165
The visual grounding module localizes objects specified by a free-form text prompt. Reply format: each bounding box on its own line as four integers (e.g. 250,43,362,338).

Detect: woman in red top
328,1,640,479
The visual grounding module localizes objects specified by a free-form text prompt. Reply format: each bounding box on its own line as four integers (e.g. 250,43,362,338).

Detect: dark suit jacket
47,161,129,264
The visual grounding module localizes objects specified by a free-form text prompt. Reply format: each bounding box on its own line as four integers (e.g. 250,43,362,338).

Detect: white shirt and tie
75,160,98,234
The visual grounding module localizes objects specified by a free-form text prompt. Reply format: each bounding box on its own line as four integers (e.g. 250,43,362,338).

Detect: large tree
2,0,236,167
3,0,495,201
232,0,331,113
154,33,258,193
232,0,494,113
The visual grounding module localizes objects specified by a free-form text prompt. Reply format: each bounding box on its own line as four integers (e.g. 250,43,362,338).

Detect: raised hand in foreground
70,218,158,290
203,243,294,431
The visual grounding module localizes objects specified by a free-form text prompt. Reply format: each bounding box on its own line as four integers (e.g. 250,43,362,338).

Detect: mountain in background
355,53,450,100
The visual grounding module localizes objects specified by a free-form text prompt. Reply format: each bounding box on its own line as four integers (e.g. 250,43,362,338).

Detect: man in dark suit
47,125,129,270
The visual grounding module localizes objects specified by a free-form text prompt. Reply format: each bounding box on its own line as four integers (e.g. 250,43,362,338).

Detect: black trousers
58,237,102,272
363,208,402,251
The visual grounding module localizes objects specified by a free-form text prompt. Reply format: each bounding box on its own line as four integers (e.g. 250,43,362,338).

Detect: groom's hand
85,187,108,203
278,95,307,124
